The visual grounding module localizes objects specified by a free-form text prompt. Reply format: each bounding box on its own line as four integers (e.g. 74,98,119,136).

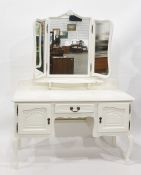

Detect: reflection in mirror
94,21,110,75
35,21,45,73
49,17,90,75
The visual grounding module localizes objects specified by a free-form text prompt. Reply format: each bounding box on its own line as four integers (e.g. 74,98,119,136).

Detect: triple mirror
34,12,112,79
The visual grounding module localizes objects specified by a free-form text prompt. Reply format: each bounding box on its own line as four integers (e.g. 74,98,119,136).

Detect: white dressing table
13,11,134,161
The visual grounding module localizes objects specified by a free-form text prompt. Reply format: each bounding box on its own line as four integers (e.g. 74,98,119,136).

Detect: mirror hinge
46,25,48,33
90,63,92,72
129,104,131,114
46,64,48,72
91,25,93,33
16,123,18,133
17,105,18,116
129,121,130,130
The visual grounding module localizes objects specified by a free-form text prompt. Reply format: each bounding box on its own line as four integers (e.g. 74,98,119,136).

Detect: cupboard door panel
98,103,129,132
18,104,51,134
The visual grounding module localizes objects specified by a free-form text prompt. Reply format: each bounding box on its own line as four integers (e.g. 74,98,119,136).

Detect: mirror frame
33,11,113,82
34,19,46,79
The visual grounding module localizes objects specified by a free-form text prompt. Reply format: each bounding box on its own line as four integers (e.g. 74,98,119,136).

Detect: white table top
13,81,134,102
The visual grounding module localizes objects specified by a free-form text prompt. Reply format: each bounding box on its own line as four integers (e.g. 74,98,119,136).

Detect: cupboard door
18,104,51,134
98,103,130,133
34,20,47,79
52,58,74,74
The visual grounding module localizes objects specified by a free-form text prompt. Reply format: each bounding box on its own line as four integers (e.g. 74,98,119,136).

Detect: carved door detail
98,103,129,132
18,104,51,134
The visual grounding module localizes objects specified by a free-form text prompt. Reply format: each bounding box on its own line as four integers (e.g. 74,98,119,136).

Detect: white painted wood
55,104,95,114
58,10,83,19
125,134,133,161
33,20,47,79
13,11,135,160
13,136,19,168
36,22,42,68
112,136,116,146
13,81,134,102
13,85,134,160
53,113,94,119
98,103,130,132
33,77,104,84
18,104,51,134
32,11,113,82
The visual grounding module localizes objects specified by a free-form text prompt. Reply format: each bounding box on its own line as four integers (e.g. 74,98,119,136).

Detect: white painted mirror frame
33,11,113,82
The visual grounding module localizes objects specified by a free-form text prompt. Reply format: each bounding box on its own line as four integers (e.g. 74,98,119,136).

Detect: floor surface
0,128,141,175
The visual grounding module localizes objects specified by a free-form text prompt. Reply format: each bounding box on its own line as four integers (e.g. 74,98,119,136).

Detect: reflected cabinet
94,21,111,75
34,12,112,80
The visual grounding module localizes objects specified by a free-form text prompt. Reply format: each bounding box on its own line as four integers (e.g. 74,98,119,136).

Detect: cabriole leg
13,135,19,168
112,136,116,146
125,134,133,161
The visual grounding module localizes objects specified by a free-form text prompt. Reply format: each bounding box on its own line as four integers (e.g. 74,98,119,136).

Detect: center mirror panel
49,17,90,75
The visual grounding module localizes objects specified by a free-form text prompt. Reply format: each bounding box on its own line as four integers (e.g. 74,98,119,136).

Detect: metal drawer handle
70,106,80,112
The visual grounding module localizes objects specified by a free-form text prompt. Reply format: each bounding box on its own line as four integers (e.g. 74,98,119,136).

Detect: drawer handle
70,106,80,112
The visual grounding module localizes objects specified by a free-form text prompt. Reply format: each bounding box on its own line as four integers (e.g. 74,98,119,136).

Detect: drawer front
55,104,95,114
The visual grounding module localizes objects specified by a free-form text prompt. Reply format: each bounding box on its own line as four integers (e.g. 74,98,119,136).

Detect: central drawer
54,104,95,114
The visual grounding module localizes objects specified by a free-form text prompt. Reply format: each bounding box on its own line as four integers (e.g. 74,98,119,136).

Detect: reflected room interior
36,21,45,73
94,21,110,75
49,17,90,75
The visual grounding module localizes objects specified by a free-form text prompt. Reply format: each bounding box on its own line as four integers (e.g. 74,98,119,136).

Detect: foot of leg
125,134,133,161
112,136,116,147
13,136,19,168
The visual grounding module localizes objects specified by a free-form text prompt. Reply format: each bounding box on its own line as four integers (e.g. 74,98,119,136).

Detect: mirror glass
49,17,90,75
35,21,45,73
94,21,110,75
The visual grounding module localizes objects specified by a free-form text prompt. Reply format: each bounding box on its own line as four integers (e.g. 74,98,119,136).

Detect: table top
13,81,134,103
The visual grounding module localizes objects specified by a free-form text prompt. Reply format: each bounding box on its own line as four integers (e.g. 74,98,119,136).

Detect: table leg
125,134,133,161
